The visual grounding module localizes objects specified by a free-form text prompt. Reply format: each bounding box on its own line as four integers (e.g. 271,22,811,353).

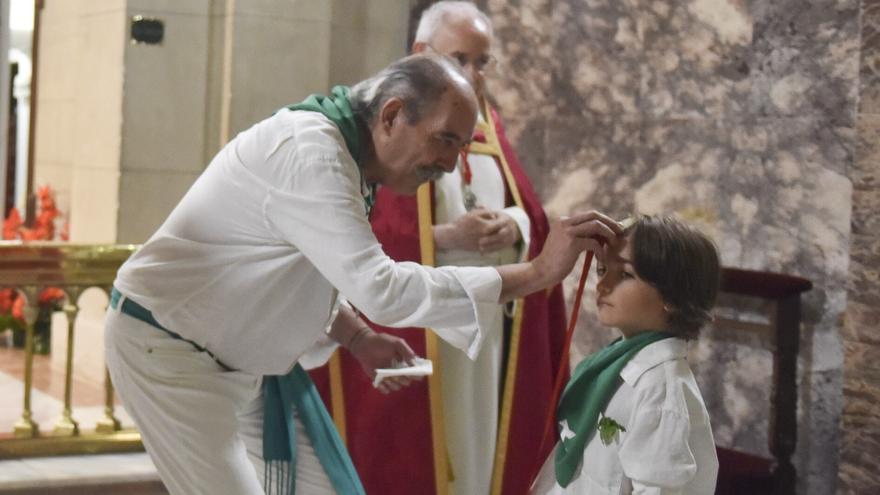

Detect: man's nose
464,65,479,86
440,151,458,173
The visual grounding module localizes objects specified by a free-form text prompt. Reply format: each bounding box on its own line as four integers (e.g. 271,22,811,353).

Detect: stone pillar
33,0,127,243
838,1,880,492
0,0,10,212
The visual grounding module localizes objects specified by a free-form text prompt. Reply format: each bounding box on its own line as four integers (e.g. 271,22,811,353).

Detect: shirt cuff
430,266,502,360
502,206,531,262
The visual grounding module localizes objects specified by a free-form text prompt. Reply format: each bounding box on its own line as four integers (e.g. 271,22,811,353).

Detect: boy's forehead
601,236,631,263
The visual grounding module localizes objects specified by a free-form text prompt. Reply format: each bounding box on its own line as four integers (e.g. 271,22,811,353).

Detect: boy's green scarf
261,87,375,495
555,331,673,487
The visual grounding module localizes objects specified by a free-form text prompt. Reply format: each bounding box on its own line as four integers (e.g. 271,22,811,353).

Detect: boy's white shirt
532,337,718,495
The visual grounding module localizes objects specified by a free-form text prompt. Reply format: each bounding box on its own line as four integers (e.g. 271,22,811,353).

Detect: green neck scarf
555,331,673,487
285,85,376,215
260,87,374,495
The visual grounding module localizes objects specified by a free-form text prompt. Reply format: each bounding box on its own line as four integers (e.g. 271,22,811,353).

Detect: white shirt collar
619,337,687,386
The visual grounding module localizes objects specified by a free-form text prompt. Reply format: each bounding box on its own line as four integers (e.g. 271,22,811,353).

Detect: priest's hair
414,1,493,43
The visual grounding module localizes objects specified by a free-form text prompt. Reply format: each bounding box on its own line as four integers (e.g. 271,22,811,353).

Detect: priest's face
372,83,477,195
414,15,493,100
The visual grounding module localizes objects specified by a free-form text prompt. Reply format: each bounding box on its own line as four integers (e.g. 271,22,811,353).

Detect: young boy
532,215,721,494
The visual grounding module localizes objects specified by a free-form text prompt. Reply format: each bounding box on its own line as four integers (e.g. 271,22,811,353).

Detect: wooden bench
714,268,812,495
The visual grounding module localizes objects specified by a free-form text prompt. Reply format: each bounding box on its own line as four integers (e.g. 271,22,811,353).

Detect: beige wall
117,0,409,243
33,0,409,244
33,0,126,243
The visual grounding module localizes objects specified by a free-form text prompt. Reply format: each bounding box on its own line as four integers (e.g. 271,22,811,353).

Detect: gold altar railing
0,242,142,458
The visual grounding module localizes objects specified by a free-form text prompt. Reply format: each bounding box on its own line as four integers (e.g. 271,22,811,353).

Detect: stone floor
0,453,165,494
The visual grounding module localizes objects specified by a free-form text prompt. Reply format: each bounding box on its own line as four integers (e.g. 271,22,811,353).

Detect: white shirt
532,338,718,495
115,109,502,375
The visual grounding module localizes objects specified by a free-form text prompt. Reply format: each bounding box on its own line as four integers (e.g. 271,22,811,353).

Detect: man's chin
384,182,422,196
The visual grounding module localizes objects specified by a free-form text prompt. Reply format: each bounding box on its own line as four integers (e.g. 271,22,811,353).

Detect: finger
479,232,509,252
481,219,505,236
568,220,619,245
395,341,417,363
383,379,403,392
474,210,495,220
563,211,624,235
468,207,491,218
391,376,414,388
388,376,413,390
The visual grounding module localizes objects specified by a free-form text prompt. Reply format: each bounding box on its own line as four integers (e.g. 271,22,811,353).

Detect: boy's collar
619,336,687,386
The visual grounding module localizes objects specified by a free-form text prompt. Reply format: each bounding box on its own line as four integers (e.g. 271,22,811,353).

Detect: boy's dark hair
628,214,721,339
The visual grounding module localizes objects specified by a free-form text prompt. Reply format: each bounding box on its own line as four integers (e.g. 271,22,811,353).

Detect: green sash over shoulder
554,331,672,487
286,86,362,165
285,85,375,214
261,87,371,495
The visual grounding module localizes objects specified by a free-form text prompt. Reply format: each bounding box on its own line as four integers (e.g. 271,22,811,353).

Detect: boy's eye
596,266,606,276
622,270,634,279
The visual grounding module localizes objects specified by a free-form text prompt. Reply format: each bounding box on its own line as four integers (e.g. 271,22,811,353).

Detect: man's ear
378,97,405,133
412,41,428,54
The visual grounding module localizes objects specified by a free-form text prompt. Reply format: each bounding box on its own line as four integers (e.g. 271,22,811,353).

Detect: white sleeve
297,294,344,370
502,205,531,262
263,149,501,359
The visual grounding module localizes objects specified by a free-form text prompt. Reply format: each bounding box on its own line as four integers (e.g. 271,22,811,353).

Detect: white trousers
104,306,335,495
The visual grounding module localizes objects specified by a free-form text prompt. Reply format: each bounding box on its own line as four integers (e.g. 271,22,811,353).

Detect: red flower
3,208,22,240
11,294,25,321
4,186,62,242
0,186,67,329
38,287,66,306
0,289,15,313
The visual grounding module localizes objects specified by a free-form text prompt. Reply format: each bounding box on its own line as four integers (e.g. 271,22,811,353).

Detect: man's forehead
434,82,477,120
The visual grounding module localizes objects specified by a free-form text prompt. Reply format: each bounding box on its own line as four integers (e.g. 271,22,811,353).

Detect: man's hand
348,328,420,394
434,208,521,253
532,211,623,283
496,210,623,302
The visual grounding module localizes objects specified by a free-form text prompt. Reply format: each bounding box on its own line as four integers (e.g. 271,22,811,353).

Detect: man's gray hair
413,1,493,43
350,53,470,126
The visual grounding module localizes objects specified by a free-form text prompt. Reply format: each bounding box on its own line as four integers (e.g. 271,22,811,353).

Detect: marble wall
839,1,880,493
476,0,866,493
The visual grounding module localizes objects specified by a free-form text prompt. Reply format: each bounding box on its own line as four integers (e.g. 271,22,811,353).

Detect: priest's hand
477,211,520,253
348,328,420,394
434,208,519,252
